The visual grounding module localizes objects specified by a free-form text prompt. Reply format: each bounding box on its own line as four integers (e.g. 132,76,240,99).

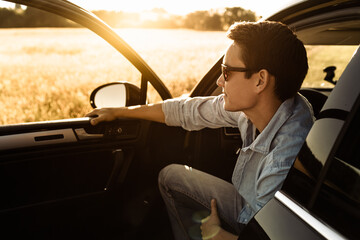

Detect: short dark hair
227,21,308,102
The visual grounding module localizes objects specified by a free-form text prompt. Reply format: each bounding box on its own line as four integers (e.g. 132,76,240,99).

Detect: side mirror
323,66,337,85
90,82,141,108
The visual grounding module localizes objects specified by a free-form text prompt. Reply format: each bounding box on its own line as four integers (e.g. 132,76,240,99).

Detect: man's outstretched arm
85,103,165,125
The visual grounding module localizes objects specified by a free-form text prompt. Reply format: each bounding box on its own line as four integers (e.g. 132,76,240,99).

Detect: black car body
0,0,359,239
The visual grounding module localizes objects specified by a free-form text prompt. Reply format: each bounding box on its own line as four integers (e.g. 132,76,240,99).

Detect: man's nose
216,75,224,87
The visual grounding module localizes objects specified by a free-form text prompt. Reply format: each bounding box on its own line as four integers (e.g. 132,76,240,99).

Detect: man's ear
255,69,272,93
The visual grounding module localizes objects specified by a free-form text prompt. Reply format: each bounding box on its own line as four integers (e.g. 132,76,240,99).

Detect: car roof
267,0,359,24
267,0,360,45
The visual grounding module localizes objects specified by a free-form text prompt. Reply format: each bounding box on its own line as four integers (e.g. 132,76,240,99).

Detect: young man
86,21,314,240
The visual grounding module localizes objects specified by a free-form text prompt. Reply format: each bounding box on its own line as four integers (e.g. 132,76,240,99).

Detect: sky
1,0,300,18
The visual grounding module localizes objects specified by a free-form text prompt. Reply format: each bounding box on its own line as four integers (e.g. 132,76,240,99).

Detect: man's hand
200,199,221,239
85,108,118,126
200,199,238,240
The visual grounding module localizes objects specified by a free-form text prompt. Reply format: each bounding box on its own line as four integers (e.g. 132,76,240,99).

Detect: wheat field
0,28,357,125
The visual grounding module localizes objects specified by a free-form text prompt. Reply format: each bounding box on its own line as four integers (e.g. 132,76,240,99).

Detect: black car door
0,0,175,239
0,1,239,239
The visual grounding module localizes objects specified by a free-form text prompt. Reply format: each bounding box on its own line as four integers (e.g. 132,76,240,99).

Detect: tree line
0,5,257,30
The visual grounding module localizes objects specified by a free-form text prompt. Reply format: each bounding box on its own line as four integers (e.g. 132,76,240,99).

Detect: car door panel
0,118,148,238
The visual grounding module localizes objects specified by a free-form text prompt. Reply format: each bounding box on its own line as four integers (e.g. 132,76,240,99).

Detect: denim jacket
162,94,314,224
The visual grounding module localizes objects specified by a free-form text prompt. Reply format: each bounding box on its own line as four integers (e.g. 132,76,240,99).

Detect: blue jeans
158,164,244,240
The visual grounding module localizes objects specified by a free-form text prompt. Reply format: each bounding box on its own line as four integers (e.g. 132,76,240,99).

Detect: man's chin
223,102,242,112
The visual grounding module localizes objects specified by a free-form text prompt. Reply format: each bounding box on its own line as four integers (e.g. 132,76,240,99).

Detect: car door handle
74,128,104,140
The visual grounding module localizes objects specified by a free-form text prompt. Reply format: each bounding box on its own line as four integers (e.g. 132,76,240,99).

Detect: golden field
0,28,357,125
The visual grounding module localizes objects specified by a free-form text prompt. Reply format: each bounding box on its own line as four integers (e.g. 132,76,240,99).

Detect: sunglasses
221,64,250,81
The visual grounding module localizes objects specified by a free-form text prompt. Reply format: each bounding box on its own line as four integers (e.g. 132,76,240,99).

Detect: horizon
0,0,300,18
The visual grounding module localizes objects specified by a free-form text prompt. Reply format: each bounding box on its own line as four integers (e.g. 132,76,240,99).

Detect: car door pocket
105,148,133,191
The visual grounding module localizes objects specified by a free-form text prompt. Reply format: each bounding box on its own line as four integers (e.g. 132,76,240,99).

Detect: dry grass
0,28,357,125
0,28,230,124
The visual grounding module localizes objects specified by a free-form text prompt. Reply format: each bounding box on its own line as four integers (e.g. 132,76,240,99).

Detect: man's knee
158,163,183,188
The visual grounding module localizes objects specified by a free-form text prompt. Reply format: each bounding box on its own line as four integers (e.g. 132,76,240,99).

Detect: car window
0,8,230,125
0,26,143,125
282,96,360,239
303,45,358,89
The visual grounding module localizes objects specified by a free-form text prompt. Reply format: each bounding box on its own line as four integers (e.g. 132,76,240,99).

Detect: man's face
217,43,258,112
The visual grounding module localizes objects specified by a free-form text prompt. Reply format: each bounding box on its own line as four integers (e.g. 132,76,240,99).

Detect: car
0,0,359,239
